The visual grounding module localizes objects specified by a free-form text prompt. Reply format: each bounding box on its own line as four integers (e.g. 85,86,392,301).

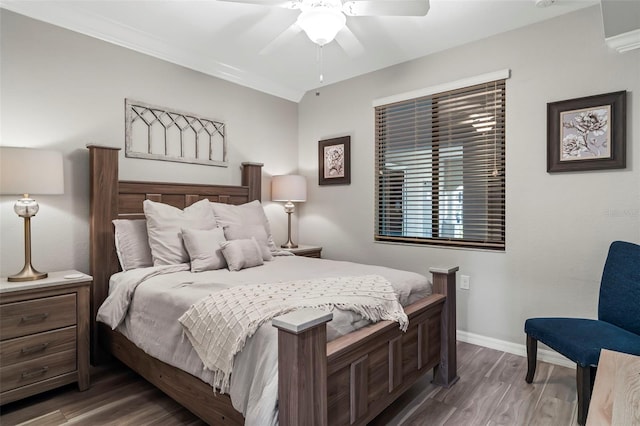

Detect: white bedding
96,256,431,425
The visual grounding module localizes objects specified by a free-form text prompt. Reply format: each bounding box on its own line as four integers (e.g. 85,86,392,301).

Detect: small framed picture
547,91,626,172
319,136,351,185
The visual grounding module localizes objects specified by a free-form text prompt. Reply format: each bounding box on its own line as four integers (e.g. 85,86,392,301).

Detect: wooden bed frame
88,145,459,425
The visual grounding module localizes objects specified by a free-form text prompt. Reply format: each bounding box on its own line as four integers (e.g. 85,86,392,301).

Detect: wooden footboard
274,267,458,426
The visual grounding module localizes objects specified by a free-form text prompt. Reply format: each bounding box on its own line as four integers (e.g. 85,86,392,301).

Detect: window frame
373,70,510,251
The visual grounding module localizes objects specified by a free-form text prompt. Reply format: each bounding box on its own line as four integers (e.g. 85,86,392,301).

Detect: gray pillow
210,200,277,253
223,224,273,261
144,199,217,266
112,219,153,271
182,227,227,272
219,238,264,271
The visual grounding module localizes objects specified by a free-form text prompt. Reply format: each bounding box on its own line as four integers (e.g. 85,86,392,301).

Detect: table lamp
1,147,64,281
272,175,307,249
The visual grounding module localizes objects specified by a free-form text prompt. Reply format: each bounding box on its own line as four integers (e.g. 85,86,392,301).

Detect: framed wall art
319,136,351,185
547,91,626,172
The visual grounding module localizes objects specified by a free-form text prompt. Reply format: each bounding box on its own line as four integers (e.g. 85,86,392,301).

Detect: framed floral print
319,136,351,185
547,91,626,172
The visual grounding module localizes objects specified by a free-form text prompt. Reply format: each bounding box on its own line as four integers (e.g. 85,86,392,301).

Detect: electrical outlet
461,275,470,290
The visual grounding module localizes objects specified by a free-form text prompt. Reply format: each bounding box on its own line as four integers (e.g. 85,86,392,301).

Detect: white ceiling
1,0,599,101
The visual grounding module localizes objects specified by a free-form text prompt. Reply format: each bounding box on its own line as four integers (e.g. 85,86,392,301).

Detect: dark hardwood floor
0,341,579,425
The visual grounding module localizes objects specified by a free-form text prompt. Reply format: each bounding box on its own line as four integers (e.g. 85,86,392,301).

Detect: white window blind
375,78,506,250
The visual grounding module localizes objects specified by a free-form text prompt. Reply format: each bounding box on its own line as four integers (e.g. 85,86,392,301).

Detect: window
375,74,506,250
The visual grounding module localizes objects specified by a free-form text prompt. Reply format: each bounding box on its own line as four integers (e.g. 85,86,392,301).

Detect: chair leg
525,334,537,383
576,365,596,425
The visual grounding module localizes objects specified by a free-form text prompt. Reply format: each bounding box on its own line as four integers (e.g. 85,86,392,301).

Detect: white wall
0,10,299,276
298,6,640,345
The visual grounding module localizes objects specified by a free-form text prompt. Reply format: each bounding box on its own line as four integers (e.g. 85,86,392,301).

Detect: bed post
88,145,120,365
241,162,263,202
430,266,459,387
273,309,333,426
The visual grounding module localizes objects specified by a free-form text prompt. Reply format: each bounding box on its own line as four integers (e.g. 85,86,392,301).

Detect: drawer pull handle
21,366,48,379
21,343,49,355
20,313,49,323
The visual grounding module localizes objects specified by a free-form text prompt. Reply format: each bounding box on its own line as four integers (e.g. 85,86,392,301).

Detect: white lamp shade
297,6,346,46
0,147,64,195
272,175,307,202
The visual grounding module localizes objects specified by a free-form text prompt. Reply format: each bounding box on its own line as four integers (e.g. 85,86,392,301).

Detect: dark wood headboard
88,145,263,364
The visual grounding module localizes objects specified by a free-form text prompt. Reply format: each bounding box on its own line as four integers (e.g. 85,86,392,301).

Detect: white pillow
182,227,227,272
112,219,153,271
210,200,277,252
223,224,273,261
143,199,217,266
219,238,264,271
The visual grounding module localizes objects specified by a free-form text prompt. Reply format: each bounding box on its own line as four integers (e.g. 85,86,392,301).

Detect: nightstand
284,245,322,258
0,270,91,405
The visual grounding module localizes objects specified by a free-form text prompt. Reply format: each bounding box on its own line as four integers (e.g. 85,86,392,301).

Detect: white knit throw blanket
179,274,408,393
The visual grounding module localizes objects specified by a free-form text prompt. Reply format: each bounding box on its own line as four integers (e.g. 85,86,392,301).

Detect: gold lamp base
7,211,48,282
8,264,48,282
281,241,299,249
280,202,298,249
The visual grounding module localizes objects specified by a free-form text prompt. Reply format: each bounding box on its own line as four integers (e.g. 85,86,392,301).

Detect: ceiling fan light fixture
534,0,555,7
297,6,346,46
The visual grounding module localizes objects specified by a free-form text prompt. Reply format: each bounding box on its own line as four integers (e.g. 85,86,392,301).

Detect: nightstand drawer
0,349,77,392
284,245,322,258
0,327,76,366
0,272,91,404
297,250,321,258
0,294,76,340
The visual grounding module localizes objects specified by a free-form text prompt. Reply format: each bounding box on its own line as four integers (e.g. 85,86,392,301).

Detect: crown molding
0,2,304,102
605,28,640,53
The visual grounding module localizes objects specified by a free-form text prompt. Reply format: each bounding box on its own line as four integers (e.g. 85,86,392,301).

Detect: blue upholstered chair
524,241,640,425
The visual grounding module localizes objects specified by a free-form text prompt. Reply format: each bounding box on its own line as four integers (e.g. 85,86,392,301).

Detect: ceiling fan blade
335,26,364,57
342,0,429,16
260,23,303,55
217,0,299,9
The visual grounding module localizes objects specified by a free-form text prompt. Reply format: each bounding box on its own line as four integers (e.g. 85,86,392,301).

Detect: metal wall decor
125,99,227,167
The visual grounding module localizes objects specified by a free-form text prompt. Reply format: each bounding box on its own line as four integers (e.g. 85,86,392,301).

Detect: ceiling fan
219,0,430,52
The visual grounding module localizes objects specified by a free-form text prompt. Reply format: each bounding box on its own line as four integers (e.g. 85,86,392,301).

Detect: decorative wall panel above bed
125,99,227,167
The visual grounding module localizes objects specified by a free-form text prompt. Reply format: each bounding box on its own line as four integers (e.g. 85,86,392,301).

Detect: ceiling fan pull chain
317,44,324,84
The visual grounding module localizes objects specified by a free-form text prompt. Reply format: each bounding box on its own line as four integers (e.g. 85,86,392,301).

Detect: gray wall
0,10,299,276
2,6,638,349
298,6,640,345
601,0,640,38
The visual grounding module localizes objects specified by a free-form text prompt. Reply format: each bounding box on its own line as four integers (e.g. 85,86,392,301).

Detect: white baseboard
457,330,575,369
